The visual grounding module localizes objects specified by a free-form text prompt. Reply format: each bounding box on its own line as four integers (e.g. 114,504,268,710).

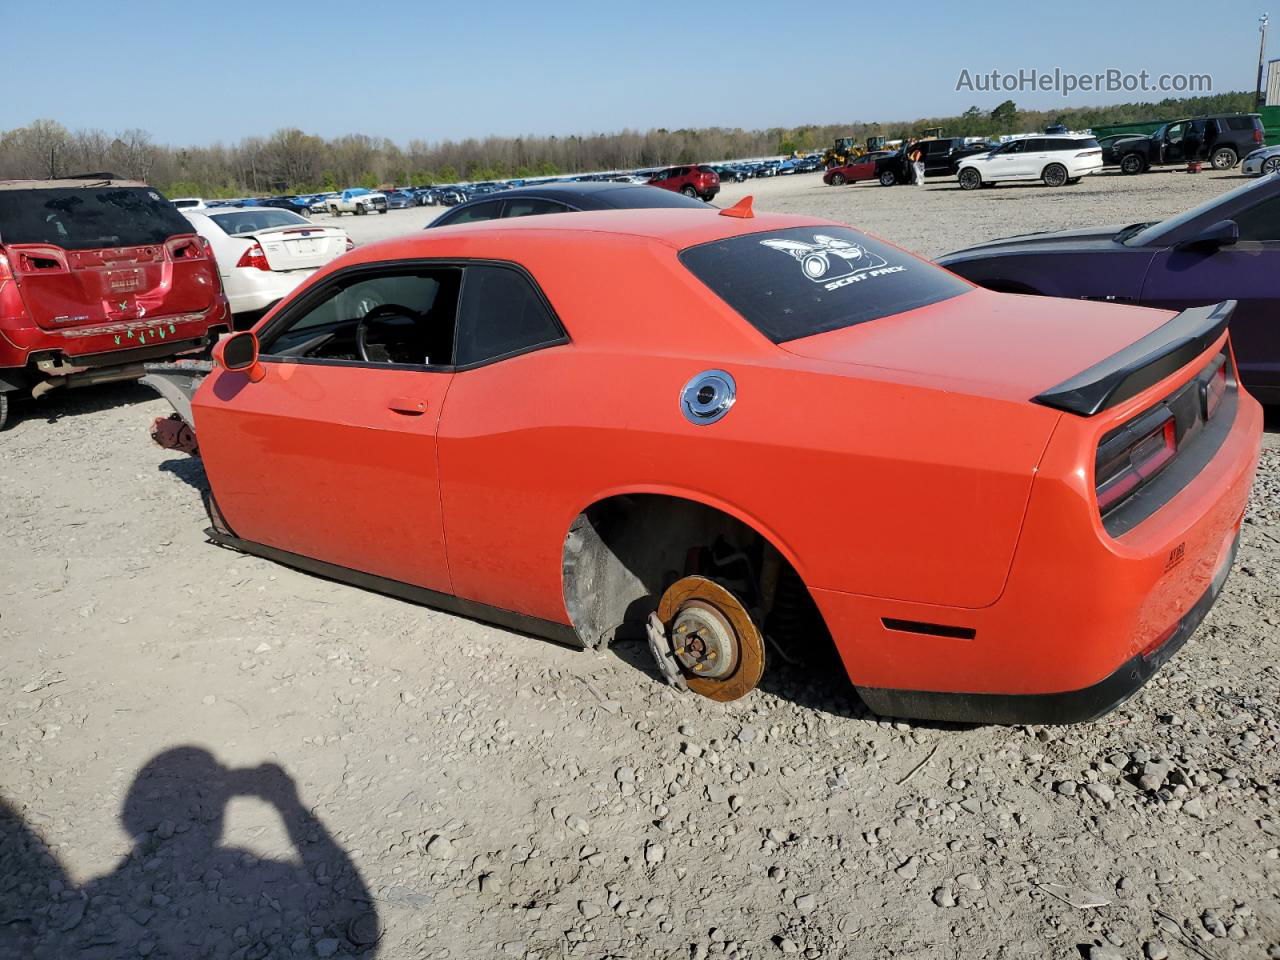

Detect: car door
983,140,1025,180
192,265,461,593
849,156,877,182
1162,123,1187,164
436,263,574,622
1016,138,1050,179
923,140,950,176
1141,191,1280,398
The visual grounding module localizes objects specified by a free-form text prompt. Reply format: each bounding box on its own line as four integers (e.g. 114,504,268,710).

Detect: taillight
1254,128,1264,144
1201,355,1227,420
1076,150,1102,157
1095,408,1177,515
0,253,27,321
235,242,271,271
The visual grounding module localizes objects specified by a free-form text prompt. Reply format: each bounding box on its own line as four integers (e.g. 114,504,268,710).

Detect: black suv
1110,114,1265,173
911,137,994,178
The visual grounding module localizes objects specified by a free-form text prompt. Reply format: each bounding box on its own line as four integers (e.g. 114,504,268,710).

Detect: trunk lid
249,225,348,272
4,237,217,330
781,287,1174,404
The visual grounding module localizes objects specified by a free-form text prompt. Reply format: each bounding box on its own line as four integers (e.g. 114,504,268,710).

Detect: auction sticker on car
680,226,970,343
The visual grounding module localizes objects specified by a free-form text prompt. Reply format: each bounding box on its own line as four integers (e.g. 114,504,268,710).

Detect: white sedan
956,136,1103,190
182,208,352,316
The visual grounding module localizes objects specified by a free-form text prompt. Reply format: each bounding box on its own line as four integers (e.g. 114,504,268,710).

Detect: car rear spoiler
1033,300,1234,416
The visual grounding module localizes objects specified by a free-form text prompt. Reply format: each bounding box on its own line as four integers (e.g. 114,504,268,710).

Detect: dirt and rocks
2,169,1278,960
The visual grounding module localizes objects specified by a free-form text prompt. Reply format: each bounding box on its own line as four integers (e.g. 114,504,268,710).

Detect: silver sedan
1241,144,1280,176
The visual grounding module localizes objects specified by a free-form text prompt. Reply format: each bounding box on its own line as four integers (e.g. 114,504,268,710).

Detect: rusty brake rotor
655,575,765,702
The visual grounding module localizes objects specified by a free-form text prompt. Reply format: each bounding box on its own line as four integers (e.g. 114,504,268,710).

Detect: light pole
1259,13,1271,108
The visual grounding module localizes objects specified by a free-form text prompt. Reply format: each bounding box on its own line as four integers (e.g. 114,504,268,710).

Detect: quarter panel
436,343,1058,622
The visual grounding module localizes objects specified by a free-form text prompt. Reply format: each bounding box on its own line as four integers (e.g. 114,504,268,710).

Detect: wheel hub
655,576,765,702
671,601,738,680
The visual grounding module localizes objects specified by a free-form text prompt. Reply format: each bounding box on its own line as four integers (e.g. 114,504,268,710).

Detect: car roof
0,177,149,191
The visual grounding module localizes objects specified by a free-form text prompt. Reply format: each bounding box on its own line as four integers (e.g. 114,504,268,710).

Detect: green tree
990,100,1018,131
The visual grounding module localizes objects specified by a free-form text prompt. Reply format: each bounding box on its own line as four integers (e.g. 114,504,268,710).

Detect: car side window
504,198,570,218
1166,123,1185,142
259,268,462,367
455,264,565,367
1234,195,1280,243
444,200,504,225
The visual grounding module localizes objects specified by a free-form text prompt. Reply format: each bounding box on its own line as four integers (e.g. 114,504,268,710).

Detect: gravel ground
2,169,1278,960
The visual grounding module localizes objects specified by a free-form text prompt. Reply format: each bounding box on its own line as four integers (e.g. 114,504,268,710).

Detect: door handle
388,396,428,415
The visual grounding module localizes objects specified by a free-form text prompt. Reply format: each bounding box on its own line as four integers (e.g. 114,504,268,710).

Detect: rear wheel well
561,494,826,652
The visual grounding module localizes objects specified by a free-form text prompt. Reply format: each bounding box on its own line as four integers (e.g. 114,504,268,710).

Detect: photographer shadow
1,747,380,959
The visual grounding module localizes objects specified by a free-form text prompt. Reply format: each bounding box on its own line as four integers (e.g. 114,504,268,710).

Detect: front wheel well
561,494,826,653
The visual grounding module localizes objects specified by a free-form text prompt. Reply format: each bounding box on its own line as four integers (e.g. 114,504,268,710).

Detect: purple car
938,175,1280,404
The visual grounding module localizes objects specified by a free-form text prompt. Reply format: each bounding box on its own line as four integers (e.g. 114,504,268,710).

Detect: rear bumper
0,297,230,376
224,268,315,314
854,530,1239,724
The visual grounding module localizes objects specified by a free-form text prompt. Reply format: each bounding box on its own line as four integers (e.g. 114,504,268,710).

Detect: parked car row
823,136,1104,190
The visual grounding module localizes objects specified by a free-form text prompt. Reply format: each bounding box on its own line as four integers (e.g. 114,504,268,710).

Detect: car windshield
209,210,310,235
1123,176,1276,246
680,226,971,343
0,186,192,250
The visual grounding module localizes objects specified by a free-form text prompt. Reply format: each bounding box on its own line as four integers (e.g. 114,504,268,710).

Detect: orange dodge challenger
145,202,1262,724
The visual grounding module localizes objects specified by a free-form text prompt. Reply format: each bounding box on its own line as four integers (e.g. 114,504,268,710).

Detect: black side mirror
217,331,259,370
1177,219,1239,251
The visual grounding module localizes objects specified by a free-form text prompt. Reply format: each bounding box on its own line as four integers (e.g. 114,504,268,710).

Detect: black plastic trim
881,618,976,640
204,529,583,649
856,532,1238,725
1033,301,1234,415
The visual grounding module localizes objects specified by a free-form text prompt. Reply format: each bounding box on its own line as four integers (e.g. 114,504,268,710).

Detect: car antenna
719,196,754,219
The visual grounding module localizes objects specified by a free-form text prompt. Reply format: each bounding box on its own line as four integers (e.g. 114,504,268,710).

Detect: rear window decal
759,234,905,291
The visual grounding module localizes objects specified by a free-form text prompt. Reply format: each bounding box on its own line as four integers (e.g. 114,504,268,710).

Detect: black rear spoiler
1033,301,1234,416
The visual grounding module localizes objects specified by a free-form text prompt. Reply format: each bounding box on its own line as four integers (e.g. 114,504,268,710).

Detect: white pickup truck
326,188,388,216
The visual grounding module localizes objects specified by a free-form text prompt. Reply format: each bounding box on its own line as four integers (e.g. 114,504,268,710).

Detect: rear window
680,226,971,343
0,186,192,250
209,210,309,234
1222,116,1260,131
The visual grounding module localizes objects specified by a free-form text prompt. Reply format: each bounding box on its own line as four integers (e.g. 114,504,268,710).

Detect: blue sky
1,0,1268,144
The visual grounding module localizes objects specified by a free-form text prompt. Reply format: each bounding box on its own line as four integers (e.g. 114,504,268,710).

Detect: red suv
0,178,230,429
648,165,720,202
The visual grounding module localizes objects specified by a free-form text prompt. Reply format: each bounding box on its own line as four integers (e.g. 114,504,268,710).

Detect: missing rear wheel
651,576,765,702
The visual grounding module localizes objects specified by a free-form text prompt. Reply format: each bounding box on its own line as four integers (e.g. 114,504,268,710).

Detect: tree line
0,91,1257,196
